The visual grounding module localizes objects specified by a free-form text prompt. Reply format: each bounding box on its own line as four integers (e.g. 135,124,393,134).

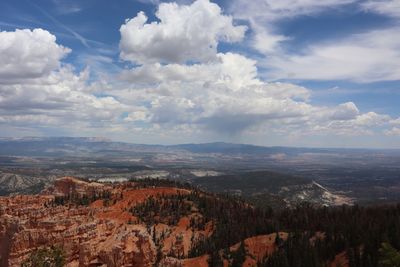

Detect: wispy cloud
361,0,400,19
52,0,83,14
0,21,30,29
262,27,400,82
229,0,358,56
227,0,400,83
28,0,90,48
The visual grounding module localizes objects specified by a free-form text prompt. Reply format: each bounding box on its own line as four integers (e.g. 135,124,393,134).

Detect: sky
0,0,400,148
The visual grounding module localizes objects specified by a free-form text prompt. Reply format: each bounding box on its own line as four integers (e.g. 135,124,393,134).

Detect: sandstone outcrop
0,177,192,266
0,177,287,267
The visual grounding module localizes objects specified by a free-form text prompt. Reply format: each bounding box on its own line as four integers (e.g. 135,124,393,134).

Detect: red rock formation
181,255,209,267
0,177,219,267
0,177,296,267
226,232,288,267
0,178,182,266
329,251,349,267
42,176,110,197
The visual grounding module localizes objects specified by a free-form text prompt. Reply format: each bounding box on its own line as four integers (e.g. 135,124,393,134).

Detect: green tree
231,241,246,267
21,246,65,267
208,250,223,267
379,242,400,267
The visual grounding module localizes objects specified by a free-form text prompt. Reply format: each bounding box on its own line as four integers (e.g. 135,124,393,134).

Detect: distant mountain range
1,136,398,157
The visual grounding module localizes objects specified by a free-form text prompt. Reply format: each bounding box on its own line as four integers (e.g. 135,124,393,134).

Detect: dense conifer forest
130,179,400,266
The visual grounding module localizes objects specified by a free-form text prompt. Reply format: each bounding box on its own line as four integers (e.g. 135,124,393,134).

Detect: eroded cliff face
0,177,290,267
0,179,159,266
0,177,197,266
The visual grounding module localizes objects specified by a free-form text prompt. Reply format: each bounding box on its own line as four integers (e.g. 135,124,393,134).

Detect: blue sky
0,0,400,148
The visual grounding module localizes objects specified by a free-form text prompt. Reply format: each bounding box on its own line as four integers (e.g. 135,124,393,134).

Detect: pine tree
208,251,223,267
231,241,246,267
379,242,400,267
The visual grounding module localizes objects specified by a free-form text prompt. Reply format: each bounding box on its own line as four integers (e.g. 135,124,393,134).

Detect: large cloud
0,29,128,135
0,29,70,83
117,49,385,135
0,67,128,131
120,53,262,91
117,51,314,133
114,0,399,139
119,0,247,64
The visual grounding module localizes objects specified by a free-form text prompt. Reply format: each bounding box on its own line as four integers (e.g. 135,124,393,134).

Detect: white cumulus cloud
0,29,70,83
0,29,129,135
119,0,247,64
113,0,399,139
